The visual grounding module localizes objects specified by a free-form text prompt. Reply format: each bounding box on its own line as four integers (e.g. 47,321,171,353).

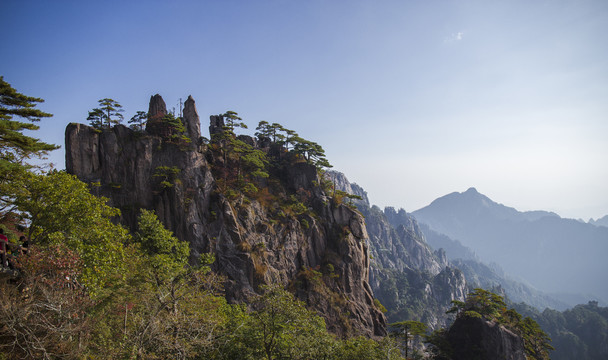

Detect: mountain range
412,187,608,305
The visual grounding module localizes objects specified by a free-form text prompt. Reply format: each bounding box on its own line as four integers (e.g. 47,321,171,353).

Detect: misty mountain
412,187,608,303
418,223,478,262
329,171,567,313
589,215,608,228
418,222,570,310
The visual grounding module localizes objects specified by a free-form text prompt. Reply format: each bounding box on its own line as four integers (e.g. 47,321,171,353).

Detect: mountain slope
327,171,468,329
65,95,386,337
412,187,608,302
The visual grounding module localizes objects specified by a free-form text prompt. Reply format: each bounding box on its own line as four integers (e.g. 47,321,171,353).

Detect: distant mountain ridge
589,214,608,228
412,187,608,304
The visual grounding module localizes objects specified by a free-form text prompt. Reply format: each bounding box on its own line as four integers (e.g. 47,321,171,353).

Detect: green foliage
87,98,124,129
255,120,286,144
447,289,553,360
223,110,247,132
85,210,230,359
446,299,465,316
282,194,309,217
210,113,271,200
335,336,404,360
292,136,332,169
390,320,427,359
374,298,388,313
12,170,128,293
129,110,148,131
518,316,554,360
162,112,191,144
153,165,181,189
424,328,452,360
134,208,189,278
220,285,336,360
0,77,58,223
512,301,608,360
0,76,58,172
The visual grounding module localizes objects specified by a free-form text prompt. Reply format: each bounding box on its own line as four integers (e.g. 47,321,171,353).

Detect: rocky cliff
66,94,386,337
446,316,526,360
326,172,467,330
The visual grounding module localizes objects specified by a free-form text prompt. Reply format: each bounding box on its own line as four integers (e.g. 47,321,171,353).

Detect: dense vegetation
513,300,608,360
1,80,408,359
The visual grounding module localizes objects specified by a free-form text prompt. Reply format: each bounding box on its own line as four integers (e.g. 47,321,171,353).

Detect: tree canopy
129,110,148,131
443,288,553,360
0,76,58,174
390,320,427,359
87,98,124,129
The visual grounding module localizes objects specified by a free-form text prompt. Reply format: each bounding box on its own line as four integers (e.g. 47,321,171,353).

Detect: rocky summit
65,94,386,337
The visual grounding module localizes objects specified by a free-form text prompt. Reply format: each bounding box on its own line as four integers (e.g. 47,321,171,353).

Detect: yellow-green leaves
14,170,128,294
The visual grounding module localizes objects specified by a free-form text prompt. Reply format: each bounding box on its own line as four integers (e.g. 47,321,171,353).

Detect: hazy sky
2,0,607,220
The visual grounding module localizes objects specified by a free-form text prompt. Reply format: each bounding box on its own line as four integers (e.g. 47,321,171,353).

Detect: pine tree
0,76,59,224
87,98,124,128
223,110,247,132
128,111,148,131
0,76,59,173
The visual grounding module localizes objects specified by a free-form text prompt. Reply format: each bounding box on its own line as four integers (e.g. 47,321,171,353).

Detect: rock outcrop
447,316,527,360
326,171,467,330
65,94,385,337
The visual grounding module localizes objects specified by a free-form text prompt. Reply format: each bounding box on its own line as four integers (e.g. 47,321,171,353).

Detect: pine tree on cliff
223,110,247,132
128,111,148,131
87,98,124,129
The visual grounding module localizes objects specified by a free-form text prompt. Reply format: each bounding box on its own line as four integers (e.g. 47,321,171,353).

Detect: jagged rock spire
182,95,201,142
209,114,224,137
146,94,167,135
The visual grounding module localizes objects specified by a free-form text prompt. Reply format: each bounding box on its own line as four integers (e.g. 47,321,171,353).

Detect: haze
2,0,606,220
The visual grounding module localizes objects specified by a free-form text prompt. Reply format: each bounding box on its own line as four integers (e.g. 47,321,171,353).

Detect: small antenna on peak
178,98,183,118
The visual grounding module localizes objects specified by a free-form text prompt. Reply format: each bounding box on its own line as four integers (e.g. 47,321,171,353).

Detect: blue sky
2,0,607,220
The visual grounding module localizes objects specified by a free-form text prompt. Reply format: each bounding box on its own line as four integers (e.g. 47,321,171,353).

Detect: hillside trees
0,76,59,224
219,285,335,360
0,244,93,359
390,320,427,359
516,301,608,360
89,209,231,359
12,170,129,292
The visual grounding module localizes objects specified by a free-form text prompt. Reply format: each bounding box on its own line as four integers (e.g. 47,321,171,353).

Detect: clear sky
2,0,607,220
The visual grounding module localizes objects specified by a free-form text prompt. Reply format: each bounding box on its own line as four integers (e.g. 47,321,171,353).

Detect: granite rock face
447,316,527,360
326,171,467,330
65,95,385,338
182,95,202,143
65,121,213,250
145,94,168,136
325,170,370,208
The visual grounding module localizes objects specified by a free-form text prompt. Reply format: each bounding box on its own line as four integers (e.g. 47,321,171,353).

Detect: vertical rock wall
65,94,386,337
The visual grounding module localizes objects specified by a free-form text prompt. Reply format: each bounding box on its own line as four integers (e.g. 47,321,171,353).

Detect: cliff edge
65,94,386,337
